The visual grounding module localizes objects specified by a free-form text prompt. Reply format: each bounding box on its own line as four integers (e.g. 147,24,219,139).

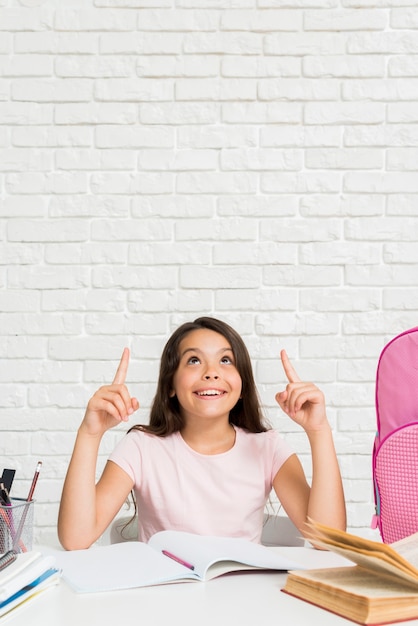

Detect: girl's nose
204,372,219,380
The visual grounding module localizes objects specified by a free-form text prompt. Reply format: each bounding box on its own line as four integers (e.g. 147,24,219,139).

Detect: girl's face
171,328,243,425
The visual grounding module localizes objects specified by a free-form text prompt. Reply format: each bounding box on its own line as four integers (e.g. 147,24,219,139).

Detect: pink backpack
372,326,418,543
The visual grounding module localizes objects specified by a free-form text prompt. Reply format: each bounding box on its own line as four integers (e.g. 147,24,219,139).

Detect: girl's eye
221,356,233,364
187,356,200,365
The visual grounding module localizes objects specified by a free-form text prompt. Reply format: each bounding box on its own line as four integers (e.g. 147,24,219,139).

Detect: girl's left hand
275,350,328,432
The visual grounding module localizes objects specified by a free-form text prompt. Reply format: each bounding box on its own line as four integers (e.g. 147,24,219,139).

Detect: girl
58,317,346,550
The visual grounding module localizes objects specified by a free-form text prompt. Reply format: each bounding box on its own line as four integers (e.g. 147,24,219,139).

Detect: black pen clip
0,470,15,495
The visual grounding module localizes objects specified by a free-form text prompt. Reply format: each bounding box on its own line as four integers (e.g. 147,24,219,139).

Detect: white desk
4,548,418,626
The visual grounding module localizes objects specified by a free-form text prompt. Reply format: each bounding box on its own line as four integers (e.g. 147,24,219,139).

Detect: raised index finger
112,347,130,385
280,349,301,383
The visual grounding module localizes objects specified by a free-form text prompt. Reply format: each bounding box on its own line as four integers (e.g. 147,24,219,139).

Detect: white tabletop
3,547,418,626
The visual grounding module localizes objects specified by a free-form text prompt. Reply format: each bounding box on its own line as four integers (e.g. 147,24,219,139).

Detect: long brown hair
130,316,269,436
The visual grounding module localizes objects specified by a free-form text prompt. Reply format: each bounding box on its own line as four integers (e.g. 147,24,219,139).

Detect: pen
0,482,16,539
12,461,43,554
27,461,42,501
162,550,195,571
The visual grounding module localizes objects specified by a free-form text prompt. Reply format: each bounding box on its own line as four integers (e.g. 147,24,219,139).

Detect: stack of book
0,551,60,618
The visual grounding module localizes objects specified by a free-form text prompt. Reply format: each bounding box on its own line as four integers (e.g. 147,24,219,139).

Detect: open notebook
47,530,307,593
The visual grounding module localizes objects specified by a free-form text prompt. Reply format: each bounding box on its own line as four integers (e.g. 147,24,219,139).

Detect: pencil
27,461,42,501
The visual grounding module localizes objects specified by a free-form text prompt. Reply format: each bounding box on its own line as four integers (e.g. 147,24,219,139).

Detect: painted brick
2,1,418,546
305,9,387,31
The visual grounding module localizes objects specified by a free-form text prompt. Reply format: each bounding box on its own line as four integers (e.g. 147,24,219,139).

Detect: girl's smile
195,389,226,397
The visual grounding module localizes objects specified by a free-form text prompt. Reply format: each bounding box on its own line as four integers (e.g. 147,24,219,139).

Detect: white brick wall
1,0,418,546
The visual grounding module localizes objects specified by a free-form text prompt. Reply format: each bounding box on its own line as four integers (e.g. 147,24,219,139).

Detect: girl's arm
273,350,346,539
58,349,138,550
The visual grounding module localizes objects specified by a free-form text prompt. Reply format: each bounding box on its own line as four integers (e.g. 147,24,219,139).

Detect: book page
0,551,41,588
391,532,418,568
308,542,418,588
148,530,306,580
49,541,199,593
287,566,418,598
305,520,418,580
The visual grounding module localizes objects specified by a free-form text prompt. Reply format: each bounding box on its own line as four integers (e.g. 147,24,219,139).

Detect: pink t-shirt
109,426,294,543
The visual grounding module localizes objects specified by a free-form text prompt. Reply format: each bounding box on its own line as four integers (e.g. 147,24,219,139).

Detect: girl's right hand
79,348,139,437
275,350,328,433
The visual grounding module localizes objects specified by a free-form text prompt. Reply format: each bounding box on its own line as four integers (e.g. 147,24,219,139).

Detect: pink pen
162,550,195,571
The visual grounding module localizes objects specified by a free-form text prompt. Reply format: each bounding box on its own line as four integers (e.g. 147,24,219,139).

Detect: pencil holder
0,498,34,556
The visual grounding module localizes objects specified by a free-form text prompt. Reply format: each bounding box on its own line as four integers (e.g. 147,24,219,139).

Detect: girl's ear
169,389,176,398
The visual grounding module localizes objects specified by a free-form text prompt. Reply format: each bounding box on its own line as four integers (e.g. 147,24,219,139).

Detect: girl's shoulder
235,427,293,469
235,426,286,446
111,427,178,459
